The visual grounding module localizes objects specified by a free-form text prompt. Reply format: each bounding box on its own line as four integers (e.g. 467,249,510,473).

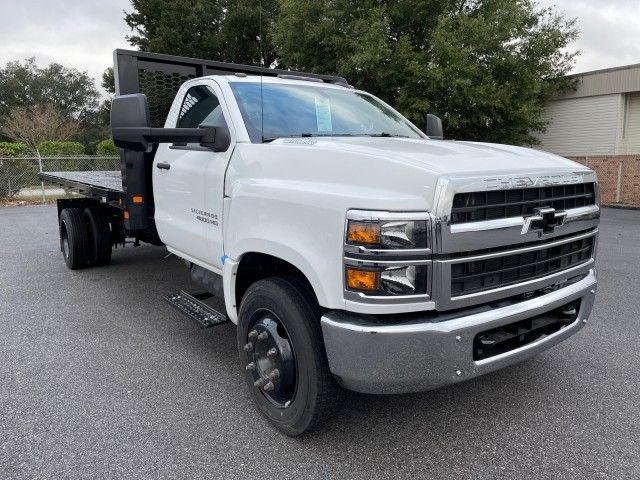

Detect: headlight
345,264,429,295
346,219,428,249
344,211,431,300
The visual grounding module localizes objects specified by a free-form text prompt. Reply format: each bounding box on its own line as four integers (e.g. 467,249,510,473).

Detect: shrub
0,142,29,156
95,139,118,156
0,158,38,198
37,141,84,156
0,143,35,198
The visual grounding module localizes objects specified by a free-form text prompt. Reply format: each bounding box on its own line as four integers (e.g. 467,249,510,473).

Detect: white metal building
537,64,640,157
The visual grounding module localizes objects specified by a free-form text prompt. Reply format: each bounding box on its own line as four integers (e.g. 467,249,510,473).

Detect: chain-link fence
0,155,120,200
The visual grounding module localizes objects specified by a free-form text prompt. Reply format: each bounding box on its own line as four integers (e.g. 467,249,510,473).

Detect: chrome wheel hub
244,313,296,407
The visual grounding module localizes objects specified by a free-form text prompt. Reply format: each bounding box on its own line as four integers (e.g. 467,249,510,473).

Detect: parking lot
1,205,638,479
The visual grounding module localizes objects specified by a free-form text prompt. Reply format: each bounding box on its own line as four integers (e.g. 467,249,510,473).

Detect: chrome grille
450,235,594,297
451,183,596,224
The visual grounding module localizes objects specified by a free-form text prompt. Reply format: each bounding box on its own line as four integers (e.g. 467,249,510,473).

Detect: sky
0,0,638,96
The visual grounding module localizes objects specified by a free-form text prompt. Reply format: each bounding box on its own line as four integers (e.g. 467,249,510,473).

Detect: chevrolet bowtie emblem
521,207,567,235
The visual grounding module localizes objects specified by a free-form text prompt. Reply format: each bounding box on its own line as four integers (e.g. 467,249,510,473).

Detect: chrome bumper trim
448,205,599,235
321,269,597,394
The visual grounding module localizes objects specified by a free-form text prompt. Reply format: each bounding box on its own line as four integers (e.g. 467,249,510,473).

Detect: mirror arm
110,127,207,144
111,126,218,151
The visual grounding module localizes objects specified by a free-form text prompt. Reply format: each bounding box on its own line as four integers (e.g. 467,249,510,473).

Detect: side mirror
111,94,229,152
199,121,231,152
425,114,443,140
111,94,152,151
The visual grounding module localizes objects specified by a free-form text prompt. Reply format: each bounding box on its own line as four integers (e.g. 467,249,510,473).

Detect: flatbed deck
40,171,124,203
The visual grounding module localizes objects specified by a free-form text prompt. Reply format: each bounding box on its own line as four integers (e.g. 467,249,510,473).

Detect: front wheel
237,277,341,436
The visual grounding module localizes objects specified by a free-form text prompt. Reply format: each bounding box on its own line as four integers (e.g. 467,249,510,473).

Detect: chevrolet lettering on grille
521,207,567,235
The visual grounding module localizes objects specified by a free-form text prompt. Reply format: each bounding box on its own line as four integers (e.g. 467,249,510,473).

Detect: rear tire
59,208,89,270
237,276,342,437
83,207,112,266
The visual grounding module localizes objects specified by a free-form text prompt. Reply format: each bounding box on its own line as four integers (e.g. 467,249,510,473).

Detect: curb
602,203,640,211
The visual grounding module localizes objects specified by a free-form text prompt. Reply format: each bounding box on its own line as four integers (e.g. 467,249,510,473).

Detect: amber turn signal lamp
347,222,381,245
132,195,144,204
346,268,380,291
123,211,130,220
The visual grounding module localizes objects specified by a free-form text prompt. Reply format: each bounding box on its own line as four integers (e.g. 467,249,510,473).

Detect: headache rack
111,50,350,236
41,50,348,242
114,49,349,127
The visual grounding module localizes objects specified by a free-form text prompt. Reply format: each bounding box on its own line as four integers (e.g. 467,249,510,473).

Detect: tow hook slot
473,301,580,361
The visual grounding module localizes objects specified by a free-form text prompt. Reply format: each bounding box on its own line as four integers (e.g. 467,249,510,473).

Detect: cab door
153,81,233,270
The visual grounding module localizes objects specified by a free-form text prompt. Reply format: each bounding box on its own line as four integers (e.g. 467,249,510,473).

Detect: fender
223,239,339,323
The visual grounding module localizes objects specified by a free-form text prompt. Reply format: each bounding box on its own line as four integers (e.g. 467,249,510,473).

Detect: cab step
164,290,228,328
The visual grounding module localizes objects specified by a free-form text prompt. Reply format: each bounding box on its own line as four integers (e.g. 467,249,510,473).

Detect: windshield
229,82,424,143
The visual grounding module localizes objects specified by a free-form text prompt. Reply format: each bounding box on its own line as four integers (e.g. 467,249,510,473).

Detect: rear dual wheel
59,207,112,269
83,207,112,266
237,277,342,436
59,208,89,270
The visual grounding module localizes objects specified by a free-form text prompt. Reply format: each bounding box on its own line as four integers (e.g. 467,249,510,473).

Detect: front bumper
321,269,597,394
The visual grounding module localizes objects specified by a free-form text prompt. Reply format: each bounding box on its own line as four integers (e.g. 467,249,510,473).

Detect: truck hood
229,136,592,213
278,136,584,175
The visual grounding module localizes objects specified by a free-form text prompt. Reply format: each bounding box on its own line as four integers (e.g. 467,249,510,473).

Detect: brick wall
569,155,640,206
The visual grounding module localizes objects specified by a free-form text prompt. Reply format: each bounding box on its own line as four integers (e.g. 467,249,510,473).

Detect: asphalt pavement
1,205,639,479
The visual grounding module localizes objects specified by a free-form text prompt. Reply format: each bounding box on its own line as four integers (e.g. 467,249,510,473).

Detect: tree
122,0,576,144
124,0,279,66
0,58,100,120
0,104,80,151
274,0,578,144
102,67,115,94
96,139,118,155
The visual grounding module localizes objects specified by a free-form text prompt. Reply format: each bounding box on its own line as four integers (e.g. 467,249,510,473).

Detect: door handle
157,162,171,170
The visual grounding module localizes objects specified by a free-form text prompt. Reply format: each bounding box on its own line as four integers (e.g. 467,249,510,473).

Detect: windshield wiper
263,132,410,142
262,133,314,143
262,133,364,143
366,133,410,138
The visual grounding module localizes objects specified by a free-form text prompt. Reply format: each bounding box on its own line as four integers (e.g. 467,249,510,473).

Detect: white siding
623,93,640,154
559,64,640,99
537,94,622,157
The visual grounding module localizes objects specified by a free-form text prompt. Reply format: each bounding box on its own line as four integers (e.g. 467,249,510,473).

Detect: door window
175,85,227,147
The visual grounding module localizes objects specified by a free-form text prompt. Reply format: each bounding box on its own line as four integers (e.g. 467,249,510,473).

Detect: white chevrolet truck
42,50,599,436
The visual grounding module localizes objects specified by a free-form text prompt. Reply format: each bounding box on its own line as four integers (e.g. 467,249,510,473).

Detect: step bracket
164,290,228,328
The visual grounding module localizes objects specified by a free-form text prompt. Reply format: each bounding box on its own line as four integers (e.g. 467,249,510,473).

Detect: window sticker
315,96,332,132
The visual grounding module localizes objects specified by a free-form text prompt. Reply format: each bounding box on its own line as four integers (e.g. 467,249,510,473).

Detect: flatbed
39,171,124,203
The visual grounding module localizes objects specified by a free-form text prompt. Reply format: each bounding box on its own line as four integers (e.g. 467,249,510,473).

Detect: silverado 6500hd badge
191,208,218,226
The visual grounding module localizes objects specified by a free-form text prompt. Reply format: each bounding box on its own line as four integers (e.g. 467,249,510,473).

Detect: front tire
237,277,341,436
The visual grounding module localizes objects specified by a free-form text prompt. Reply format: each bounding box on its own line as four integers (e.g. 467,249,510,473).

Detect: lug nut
263,381,275,392
455,370,463,377
267,348,278,359
269,369,280,380
246,362,256,371
243,342,253,352
257,331,268,341
254,378,266,388
248,330,258,340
